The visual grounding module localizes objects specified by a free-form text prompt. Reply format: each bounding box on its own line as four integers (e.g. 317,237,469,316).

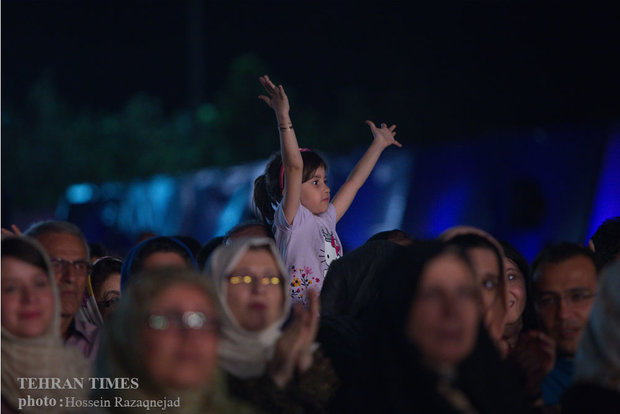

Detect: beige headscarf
205,237,292,379
438,225,505,257
92,268,251,414
1,236,90,413
438,225,509,355
574,260,620,391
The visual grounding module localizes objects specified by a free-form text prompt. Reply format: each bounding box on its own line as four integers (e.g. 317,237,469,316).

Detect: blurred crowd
1,216,619,413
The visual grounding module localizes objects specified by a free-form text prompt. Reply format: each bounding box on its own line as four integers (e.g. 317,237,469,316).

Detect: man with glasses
531,242,598,407
24,220,100,359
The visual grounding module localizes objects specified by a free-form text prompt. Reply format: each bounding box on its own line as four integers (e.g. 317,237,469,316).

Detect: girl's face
1,257,55,338
406,253,480,368
503,258,526,325
300,166,330,215
142,283,219,390
226,248,284,331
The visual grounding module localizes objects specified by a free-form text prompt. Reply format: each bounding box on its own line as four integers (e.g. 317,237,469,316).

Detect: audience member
442,230,509,355
23,220,100,359
1,236,89,413
318,229,413,384
531,242,598,406
206,237,338,413
254,75,400,305
588,216,620,269
93,268,254,413
500,240,537,350
561,260,620,413
321,229,413,318
90,257,122,320
120,236,197,290
499,242,556,408
351,240,529,413
75,256,122,329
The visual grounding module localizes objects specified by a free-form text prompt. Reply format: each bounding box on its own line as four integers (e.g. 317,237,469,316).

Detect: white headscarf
1,236,90,413
574,260,620,391
205,237,292,379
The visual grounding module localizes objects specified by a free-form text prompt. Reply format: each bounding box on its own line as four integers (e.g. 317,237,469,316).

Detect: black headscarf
350,240,531,414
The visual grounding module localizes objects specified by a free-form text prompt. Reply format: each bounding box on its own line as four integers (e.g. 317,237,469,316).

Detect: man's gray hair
24,220,90,259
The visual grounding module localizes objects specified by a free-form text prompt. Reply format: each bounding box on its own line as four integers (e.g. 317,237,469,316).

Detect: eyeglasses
535,289,596,311
50,258,91,276
227,274,282,287
147,311,220,332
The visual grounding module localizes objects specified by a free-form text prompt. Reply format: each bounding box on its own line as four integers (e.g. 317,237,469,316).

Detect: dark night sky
3,1,620,139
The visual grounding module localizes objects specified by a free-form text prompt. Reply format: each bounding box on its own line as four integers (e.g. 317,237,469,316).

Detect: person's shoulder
275,202,314,229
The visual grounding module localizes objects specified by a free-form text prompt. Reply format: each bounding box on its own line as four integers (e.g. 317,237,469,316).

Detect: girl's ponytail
253,174,275,224
252,152,284,225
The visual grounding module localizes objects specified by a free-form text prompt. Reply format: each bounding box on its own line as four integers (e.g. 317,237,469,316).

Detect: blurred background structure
2,1,619,259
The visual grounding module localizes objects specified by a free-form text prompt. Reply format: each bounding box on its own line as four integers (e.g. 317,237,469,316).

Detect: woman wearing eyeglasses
1,236,89,413
93,268,254,413
206,237,338,414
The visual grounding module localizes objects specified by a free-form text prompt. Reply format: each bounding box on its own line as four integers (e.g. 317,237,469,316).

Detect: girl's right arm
259,75,303,224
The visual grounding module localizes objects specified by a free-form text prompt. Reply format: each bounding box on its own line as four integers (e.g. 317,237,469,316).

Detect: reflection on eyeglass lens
147,311,220,332
228,274,282,286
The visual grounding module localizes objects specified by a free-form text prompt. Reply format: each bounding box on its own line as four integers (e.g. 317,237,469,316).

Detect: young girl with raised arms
253,75,401,305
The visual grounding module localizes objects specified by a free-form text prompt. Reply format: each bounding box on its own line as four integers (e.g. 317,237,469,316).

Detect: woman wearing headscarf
120,236,198,290
439,226,509,356
205,237,338,413
2,236,90,413
76,256,123,331
90,256,123,320
350,240,531,414
93,268,255,413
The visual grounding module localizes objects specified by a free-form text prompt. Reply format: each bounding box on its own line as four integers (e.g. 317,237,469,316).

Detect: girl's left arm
332,121,401,221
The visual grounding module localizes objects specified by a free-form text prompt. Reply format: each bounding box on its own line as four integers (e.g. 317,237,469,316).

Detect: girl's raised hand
365,120,402,149
258,75,290,116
